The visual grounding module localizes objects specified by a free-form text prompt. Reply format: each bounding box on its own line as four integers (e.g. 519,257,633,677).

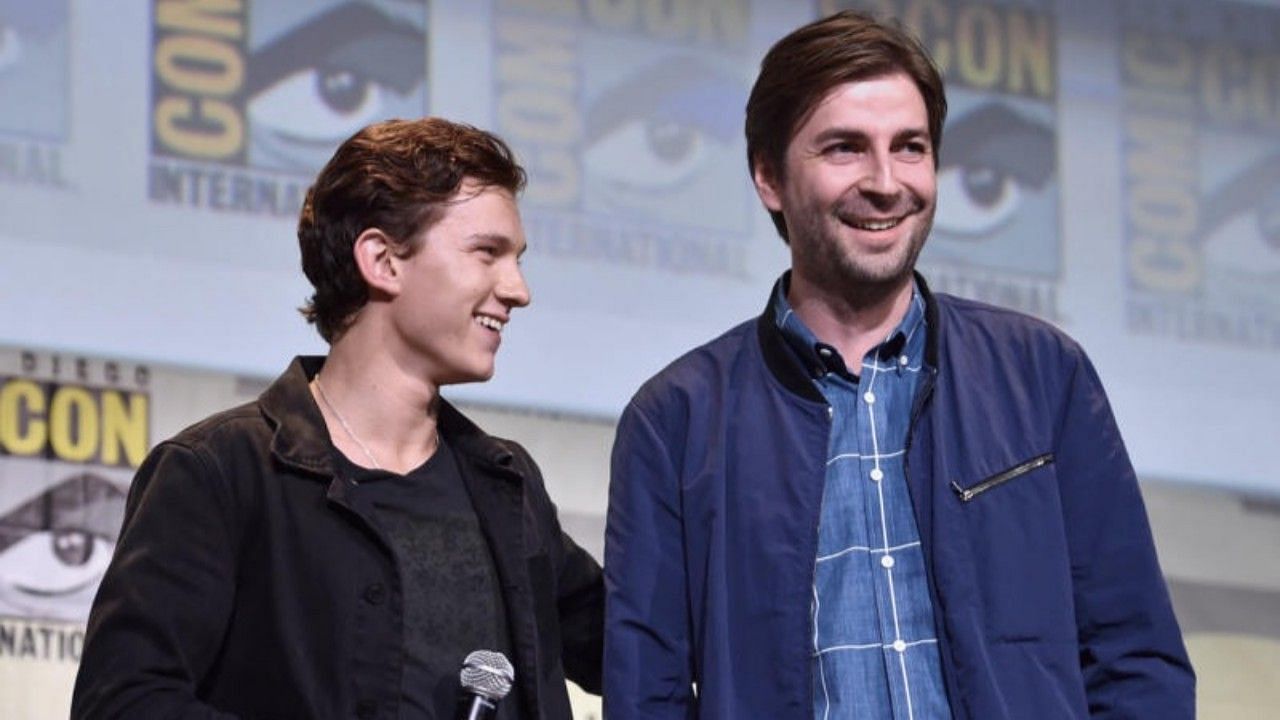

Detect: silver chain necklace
312,373,382,470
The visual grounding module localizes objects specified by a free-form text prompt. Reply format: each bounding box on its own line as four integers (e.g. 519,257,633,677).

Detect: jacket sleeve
1055,352,1195,718
509,441,605,695
71,441,242,720
604,402,696,719
554,527,606,694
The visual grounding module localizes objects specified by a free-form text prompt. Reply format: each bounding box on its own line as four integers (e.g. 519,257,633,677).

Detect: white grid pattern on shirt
816,540,923,564
814,638,940,657
866,357,919,720
810,293,937,720
827,449,905,465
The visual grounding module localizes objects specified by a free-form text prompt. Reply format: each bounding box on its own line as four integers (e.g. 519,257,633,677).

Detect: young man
73,119,603,720
604,12,1193,719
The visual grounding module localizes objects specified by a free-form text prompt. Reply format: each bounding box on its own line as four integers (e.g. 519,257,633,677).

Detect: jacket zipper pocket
951,453,1053,503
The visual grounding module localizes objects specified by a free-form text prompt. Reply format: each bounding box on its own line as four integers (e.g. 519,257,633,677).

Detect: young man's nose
498,265,531,308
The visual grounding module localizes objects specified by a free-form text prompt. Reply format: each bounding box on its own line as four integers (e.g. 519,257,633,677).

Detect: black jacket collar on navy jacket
756,271,942,404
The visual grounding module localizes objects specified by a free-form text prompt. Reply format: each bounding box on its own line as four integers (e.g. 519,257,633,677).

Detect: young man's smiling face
755,72,938,298
390,180,530,386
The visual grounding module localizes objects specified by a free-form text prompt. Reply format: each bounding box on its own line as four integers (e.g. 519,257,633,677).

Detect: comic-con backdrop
0,0,1278,717
1,0,1276,490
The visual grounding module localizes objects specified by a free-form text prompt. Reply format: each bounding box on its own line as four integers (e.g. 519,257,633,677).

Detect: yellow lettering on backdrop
0,379,47,456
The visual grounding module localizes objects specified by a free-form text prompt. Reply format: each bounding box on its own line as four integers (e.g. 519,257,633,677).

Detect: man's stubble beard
790,201,933,311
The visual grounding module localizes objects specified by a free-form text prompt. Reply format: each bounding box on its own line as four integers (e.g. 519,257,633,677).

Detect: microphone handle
456,692,499,720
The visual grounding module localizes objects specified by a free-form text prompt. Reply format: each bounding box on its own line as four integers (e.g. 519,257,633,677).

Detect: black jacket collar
257,356,543,714
258,356,521,483
756,271,941,402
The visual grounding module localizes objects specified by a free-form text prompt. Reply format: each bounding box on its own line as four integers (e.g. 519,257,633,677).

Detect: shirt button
899,355,909,366
863,391,876,404
880,555,895,569
869,468,884,482
893,639,907,653
363,583,386,605
826,406,834,419
818,347,833,357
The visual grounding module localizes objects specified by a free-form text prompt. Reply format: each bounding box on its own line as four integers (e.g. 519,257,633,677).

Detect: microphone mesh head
460,650,515,701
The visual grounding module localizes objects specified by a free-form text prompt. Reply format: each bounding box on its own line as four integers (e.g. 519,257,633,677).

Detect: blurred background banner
0,1,1277,718
1120,0,1280,352
830,0,1064,320
0,350,149,719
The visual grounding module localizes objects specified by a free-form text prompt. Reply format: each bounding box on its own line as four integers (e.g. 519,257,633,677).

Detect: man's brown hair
745,10,947,242
298,118,527,342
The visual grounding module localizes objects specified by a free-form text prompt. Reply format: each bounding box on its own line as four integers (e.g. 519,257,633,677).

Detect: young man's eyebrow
469,232,527,256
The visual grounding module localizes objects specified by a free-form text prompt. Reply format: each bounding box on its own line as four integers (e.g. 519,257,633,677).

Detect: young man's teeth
475,315,504,331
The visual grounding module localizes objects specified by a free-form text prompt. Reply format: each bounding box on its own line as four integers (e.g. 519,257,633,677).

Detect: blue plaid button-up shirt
773,280,952,720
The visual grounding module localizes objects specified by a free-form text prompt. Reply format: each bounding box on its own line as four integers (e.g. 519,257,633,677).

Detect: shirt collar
770,271,927,379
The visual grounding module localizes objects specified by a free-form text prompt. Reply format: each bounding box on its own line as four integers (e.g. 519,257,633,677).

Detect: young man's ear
353,228,401,298
752,156,784,213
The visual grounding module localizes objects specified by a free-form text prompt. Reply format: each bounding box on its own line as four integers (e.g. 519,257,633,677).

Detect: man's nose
498,263,531,308
857,152,900,200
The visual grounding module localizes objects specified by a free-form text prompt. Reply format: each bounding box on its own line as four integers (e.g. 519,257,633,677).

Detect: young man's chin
438,364,497,387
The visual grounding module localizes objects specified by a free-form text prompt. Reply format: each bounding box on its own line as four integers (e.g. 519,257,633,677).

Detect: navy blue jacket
604,277,1193,719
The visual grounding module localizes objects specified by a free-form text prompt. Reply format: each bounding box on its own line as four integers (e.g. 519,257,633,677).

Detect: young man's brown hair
298,118,527,342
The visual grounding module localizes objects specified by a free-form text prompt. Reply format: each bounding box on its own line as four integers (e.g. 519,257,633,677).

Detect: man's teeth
850,217,902,231
475,315,505,331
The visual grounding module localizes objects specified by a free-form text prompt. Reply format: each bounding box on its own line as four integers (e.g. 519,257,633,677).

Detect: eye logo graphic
0,473,127,623
825,0,1062,321
149,0,428,215
581,53,744,231
935,104,1055,244
492,0,753,280
244,2,429,173
1197,155,1280,306
0,0,68,141
1120,0,1280,350
0,369,148,623
0,0,70,189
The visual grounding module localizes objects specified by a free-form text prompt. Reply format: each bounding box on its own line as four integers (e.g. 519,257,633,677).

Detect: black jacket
72,357,603,720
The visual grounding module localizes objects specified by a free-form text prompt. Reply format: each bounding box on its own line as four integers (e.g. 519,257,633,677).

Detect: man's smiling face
390,181,531,386
755,72,937,296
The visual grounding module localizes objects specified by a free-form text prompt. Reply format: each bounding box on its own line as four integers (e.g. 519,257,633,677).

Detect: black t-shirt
334,440,522,720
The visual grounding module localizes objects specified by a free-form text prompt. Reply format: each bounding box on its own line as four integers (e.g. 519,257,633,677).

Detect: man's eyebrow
894,127,931,143
809,126,931,144
811,127,870,144
469,232,527,256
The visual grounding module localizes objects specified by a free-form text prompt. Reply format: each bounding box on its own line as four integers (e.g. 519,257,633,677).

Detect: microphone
455,649,515,720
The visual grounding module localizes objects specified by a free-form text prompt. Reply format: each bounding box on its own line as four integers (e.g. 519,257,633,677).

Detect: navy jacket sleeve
71,441,242,720
604,401,697,719
1055,351,1195,718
